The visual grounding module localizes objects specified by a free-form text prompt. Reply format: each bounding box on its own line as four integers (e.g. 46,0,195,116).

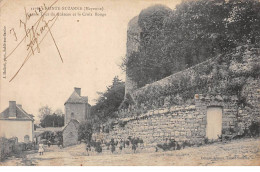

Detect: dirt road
1,138,259,166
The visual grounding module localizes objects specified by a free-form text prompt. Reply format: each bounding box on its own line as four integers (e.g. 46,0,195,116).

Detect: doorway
206,106,223,140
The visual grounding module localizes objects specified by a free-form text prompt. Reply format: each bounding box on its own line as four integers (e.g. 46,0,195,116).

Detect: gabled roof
62,119,80,131
64,90,89,105
0,105,34,121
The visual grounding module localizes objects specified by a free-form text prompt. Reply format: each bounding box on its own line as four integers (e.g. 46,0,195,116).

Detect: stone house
62,87,91,147
62,119,79,147
64,87,91,124
0,101,34,142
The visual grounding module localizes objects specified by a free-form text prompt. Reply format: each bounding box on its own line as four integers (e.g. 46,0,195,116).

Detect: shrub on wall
118,120,127,128
130,45,259,110
249,121,260,137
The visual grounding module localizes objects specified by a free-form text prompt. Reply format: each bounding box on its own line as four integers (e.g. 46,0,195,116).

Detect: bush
125,140,130,146
249,121,260,137
78,121,93,143
118,120,127,128
156,139,177,151
182,141,191,148
91,141,102,153
204,138,209,144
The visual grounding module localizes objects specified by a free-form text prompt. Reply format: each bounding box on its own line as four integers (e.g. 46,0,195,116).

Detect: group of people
85,137,144,155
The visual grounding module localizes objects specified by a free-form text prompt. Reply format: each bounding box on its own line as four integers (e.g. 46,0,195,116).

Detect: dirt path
1,138,259,166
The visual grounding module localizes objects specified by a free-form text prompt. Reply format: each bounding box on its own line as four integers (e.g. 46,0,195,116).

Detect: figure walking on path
38,142,45,155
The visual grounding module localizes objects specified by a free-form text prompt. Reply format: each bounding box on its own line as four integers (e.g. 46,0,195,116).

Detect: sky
0,0,182,123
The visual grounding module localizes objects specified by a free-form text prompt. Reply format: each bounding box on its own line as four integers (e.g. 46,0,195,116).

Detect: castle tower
125,16,141,96
64,87,91,124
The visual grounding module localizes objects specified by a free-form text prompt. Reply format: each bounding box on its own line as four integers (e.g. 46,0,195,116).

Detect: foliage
119,93,135,109
91,76,125,123
78,121,93,143
38,105,52,119
129,43,259,109
249,121,260,137
40,131,63,145
55,131,63,145
204,138,209,144
39,113,64,128
118,120,127,128
122,0,260,88
127,137,143,152
40,131,54,141
221,121,260,141
90,141,102,153
156,139,177,151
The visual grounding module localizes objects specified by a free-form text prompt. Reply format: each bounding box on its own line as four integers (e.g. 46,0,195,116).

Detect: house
64,87,91,124
62,87,91,147
62,119,79,147
0,101,34,142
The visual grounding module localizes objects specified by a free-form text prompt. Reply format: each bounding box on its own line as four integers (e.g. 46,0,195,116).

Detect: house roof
0,105,34,121
62,119,80,132
64,90,89,105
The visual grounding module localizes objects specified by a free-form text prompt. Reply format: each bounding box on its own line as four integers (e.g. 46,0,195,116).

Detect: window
24,135,30,142
71,112,75,119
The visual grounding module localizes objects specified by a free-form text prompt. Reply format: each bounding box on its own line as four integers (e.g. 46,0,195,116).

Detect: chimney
74,87,81,96
9,101,16,118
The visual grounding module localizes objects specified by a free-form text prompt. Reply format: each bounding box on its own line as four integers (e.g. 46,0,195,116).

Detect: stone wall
65,103,87,124
94,92,258,153
236,77,260,134
97,95,232,146
0,137,16,161
0,137,30,162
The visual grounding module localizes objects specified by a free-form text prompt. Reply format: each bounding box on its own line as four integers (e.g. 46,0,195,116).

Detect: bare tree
54,109,63,116
39,105,52,127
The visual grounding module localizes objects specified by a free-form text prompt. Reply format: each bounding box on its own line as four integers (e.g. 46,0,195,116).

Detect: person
47,140,51,147
86,143,91,156
38,142,44,155
119,139,124,152
110,138,115,154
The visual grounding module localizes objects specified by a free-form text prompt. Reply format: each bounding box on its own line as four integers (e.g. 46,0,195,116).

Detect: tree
39,105,52,119
54,109,63,116
78,121,93,143
39,106,64,128
39,105,52,127
91,76,125,123
122,0,260,88
39,113,65,128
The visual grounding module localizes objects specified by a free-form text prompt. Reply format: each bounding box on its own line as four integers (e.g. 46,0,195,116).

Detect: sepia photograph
0,0,259,166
